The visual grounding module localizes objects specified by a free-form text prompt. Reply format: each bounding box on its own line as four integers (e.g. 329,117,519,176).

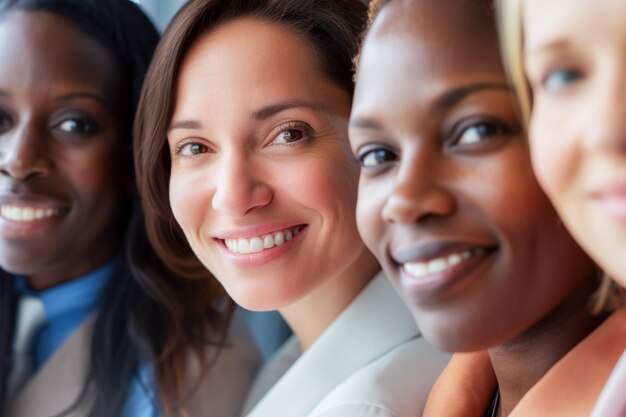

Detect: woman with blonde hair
496,0,626,415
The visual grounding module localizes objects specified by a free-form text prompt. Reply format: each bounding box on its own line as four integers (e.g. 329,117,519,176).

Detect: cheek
529,105,579,207
67,149,124,207
169,167,209,236
356,178,388,257
283,152,359,220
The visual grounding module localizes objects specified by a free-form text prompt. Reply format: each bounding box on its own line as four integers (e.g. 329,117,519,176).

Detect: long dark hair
0,1,229,416
134,0,367,320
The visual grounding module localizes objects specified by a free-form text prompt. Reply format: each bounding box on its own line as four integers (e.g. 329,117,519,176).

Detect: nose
0,123,51,181
211,152,273,217
382,153,456,224
582,71,626,154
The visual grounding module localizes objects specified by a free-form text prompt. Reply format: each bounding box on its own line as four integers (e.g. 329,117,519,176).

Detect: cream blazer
6,310,260,417
242,272,450,417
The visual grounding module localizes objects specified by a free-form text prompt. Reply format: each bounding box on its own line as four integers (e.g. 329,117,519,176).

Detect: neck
488,278,605,416
280,248,380,351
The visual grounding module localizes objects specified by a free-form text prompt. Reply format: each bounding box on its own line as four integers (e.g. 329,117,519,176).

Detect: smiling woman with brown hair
134,0,449,415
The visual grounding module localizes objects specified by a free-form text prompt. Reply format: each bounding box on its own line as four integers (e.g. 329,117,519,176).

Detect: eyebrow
251,100,324,120
55,92,111,109
349,117,384,131
432,82,511,113
349,82,511,132
168,119,202,133
525,39,573,60
168,100,325,133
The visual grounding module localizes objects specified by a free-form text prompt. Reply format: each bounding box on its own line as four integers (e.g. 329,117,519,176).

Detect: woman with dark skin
0,1,258,416
134,0,449,415
349,0,624,415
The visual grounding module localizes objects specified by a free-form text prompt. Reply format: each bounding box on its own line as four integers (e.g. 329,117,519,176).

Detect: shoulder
308,337,450,417
182,310,262,417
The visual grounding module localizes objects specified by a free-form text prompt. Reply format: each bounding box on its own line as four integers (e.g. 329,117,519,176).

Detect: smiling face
168,18,367,311
350,0,596,352
524,0,626,287
0,11,128,290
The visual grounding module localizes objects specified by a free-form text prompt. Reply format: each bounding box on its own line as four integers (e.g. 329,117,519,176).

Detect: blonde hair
495,0,531,123
496,0,626,314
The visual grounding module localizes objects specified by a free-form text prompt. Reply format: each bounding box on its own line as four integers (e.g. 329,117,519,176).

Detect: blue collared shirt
15,262,161,417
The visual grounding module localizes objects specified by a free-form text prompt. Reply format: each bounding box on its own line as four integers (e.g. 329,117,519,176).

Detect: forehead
525,0,626,52
354,0,503,111
176,18,330,106
0,10,120,97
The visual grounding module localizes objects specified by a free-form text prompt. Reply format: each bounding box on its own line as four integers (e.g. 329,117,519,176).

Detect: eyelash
268,121,314,147
173,138,210,157
448,117,513,147
540,67,583,92
0,109,14,133
356,118,513,170
52,116,99,136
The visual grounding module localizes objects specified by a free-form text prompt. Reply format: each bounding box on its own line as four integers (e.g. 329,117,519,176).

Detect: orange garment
423,306,626,417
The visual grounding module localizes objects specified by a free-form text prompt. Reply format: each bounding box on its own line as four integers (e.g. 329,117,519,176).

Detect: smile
223,225,304,254
0,205,64,222
403,248,486,278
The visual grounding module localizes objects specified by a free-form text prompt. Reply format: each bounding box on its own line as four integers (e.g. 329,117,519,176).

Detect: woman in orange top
349,0,625,415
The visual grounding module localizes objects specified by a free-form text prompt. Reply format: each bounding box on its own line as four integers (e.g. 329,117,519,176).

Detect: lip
391,240,497,302
216,224,308,267
590,182,626,223
213,221,307,240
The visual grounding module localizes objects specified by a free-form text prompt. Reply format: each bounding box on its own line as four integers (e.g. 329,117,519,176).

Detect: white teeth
248,237,264,253
0,205,60,222
238,238,249,253
274,232,285,246
224,226,302,254
403,249,485,279
263,235,274,249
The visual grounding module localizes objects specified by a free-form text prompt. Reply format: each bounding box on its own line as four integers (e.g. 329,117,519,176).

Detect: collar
423,306,626,417
246,270,420,417
14,261,116,323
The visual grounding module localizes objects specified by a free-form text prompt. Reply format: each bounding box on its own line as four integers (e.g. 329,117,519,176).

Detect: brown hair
134,0,366,412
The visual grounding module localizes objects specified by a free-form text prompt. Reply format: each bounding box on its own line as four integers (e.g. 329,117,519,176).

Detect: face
350,0,596,352
168,18,366,311
0,12,128,290
524,0,626,287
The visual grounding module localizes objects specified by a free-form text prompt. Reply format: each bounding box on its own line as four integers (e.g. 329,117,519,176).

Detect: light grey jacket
243,272,450,417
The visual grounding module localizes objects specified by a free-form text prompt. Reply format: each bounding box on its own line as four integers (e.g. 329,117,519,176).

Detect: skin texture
168,18,378,348
524,0,626,287
0,11,127,290
350,0,601,413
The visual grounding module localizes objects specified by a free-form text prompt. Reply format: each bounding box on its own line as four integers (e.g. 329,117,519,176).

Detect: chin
224,281,303,312
413,311,498,353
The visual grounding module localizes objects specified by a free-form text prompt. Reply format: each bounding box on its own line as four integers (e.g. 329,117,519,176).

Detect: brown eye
0,110,13,133
456,121,509,145
56,117,98,135
359,147,397,168
275,129,304,143
269,121,313,146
